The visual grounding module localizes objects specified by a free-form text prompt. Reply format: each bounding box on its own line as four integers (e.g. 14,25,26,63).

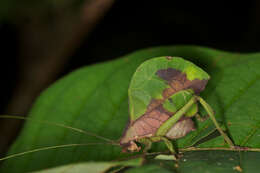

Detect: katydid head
120,141,140,153
119,123,141,152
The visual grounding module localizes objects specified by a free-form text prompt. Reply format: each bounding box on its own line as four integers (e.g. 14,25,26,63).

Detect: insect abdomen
165,117,196,139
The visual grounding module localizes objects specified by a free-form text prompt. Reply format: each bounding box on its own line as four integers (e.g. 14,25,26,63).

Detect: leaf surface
33,158,142,173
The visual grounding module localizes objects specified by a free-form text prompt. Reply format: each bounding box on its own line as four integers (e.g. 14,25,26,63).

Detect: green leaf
135,151,260,173
33,158,142,173
125,151,260,173
125,164,173,173
177,151,260,173
1,46,260,172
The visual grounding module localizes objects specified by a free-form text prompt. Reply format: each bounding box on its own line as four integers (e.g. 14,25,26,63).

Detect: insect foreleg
139,137,176,154
196,96,235,148
137,138,152,152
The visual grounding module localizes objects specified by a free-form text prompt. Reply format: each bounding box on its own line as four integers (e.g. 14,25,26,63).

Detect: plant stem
179,146,260,152
144,146,260,157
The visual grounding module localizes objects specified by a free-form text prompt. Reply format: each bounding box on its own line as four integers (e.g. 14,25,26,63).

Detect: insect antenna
0,142,119,161
0,115,116,144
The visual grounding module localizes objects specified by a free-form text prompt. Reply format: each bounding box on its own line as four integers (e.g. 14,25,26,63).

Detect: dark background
0,0,259,156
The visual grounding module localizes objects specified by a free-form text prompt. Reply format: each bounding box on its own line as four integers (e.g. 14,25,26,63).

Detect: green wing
128,56,210,121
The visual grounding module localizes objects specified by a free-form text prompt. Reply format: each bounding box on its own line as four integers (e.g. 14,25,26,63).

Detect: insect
119,56,234,153
0,56,234,163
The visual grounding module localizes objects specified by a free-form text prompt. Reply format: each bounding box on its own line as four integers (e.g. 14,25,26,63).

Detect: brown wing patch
131,105,171,137
156,68,208,94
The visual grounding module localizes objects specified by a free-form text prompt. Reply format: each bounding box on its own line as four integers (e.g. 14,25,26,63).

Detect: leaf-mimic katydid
119,56,234,153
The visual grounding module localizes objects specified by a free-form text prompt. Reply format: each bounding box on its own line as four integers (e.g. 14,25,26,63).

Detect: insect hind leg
196,96,235,148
